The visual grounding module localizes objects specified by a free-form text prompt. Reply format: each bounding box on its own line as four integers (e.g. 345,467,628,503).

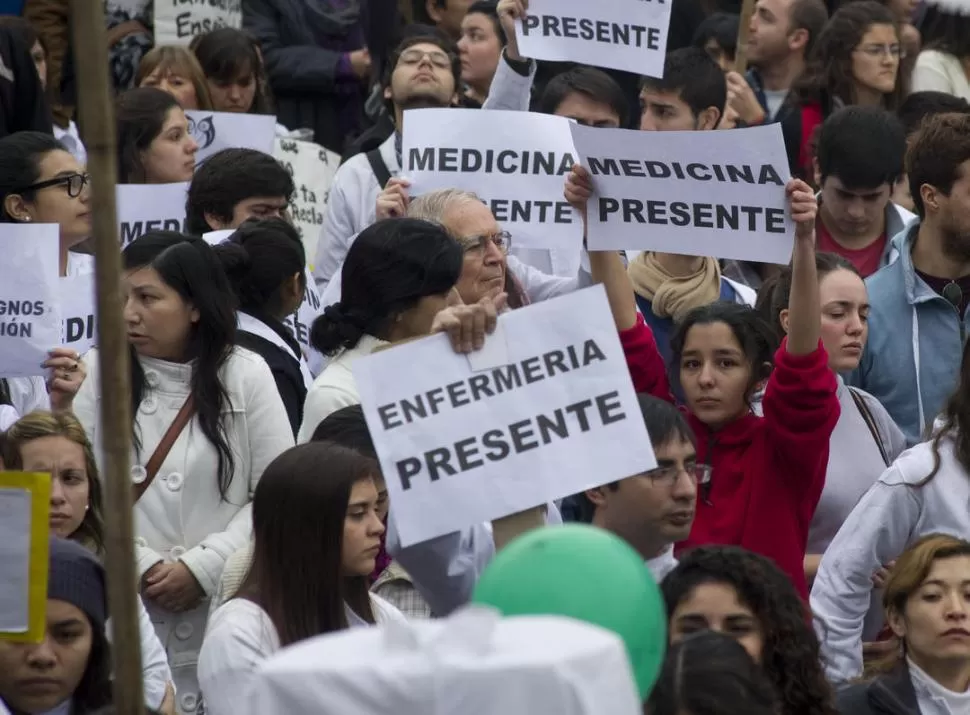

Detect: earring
23,215,32,222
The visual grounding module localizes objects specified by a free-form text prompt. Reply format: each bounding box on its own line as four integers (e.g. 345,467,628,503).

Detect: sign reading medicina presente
353,286,657,547
515,0,672,78
570,122,795,264
154,0,242,46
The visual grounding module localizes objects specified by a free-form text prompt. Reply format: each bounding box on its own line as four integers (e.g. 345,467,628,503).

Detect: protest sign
154,0,242,46
187,110,277,165
570,122,794,263
354,285,656,547
60,273,97,357
403,108,582,251
273,137,340,268
117,182,189,247
0,225,61,379
515,0,671,78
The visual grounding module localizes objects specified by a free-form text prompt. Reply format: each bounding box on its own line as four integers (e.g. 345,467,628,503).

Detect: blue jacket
847,222,968,444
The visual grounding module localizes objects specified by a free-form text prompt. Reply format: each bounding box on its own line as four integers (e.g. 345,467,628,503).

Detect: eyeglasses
643,464,712,488
19,172,90,198
855,44,904,59
399,48,453,69
457,231,512,255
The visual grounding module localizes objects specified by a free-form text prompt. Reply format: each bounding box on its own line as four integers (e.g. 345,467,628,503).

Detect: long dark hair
73,626,114,713
662,547,838,715
0,131,68,222
122,232,238,500
794,1,904,111
116,87,181,183
241,442,379,646
192,27,273,114
212,218,306,319
919,6,970,60
310,218,463,356
921,338,970,486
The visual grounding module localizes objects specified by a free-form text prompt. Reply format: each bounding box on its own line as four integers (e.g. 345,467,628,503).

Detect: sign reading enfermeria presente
353,286,656,547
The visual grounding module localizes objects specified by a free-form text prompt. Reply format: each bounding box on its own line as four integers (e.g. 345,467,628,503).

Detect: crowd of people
1,0,970,714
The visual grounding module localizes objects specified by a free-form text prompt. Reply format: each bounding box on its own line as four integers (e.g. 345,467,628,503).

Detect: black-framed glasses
644,463,712,488
399,48,453,69
19,172,90,198
458,230,512,255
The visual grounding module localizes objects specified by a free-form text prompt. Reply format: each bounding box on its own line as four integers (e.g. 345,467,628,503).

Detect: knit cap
47,537,107,630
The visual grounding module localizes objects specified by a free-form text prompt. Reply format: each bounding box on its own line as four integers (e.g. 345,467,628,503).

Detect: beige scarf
627,253,722,320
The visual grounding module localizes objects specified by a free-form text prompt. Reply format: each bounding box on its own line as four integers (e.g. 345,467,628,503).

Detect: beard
395,86,452,112
940,212,970,264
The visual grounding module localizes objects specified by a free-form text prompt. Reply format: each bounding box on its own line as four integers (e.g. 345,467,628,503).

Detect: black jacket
235,316,307,439
0,26,53,139
836,664,921,715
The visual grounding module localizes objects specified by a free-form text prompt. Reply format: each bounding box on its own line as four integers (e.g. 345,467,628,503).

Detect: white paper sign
117,182,189,247
273,137,340,269
60,273,97,356
570,123,794,263
403,108,582,252
153,0,242,46
0,488,31,632
354,285,656,547
187,110,277,165
515,0,672,78
0,225,61,379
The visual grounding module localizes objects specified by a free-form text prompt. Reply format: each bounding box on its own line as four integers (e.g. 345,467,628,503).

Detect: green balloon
472,524,666,699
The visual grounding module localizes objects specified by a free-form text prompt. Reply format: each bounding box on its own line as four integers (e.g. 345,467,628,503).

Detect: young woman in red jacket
669,181,840,600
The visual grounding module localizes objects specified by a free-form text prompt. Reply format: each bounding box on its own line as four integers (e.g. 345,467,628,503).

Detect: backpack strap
365,148,392,190
849,386,891,467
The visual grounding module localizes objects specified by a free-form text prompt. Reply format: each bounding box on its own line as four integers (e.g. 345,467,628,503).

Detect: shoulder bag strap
365,148,392,189
849,387,891,467
134,394,197,502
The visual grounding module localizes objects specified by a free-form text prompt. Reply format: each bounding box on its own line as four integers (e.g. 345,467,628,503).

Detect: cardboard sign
154,0,242,46
187,110,277,165
403,108,583,252
273,137,340,269
570,123,794,263
116,182,189,248
515,0,672,78
354,285,656,547
0,225,61,379
59,273,97,357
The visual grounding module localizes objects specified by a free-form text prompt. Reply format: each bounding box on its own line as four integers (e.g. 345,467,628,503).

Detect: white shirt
54,121,87,166
912,50,970,101
908,657,970,715
646,546,678,583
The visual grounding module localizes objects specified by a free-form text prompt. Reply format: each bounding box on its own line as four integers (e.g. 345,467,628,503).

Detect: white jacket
311,57,537,294
74,347,294,714
197,595,407,715
810,433,970,683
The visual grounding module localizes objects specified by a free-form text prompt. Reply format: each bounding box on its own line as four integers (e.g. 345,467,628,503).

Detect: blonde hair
3,411,105,556
136,45,214,110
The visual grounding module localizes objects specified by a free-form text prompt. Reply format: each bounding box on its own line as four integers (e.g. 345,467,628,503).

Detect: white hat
240,606,642,715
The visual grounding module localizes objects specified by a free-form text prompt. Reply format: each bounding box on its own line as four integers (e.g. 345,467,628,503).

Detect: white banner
0,225,62,378
117,182,189,247
354,285,656,547
570,123,794,263
187,110,277,165
60,273,97,357
273,137,340,269
153,0,242,46
515,0,672,78
403,108,582,251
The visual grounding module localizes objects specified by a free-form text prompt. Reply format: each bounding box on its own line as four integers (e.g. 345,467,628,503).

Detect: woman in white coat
811,337,970,686
198,441,406,715
74,232,294,714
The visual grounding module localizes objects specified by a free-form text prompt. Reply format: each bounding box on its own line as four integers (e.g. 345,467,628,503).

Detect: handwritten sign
187,110,277,165
354,286,656,547
570,123,794,262
516,0,672,78
116,182,189,248
154,0,242,46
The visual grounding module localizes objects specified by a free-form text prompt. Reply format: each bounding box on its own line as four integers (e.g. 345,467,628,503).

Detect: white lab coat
197,595,407,715
74,347,294,714
311,57,538,294
810,433,970,684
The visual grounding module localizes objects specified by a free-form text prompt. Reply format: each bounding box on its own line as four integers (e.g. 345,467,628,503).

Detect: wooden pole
734,0,758,75
70,7,144,715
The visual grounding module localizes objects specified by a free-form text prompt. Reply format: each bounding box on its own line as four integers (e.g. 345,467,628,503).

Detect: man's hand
143,562,204,612
725,71,765,126
432,293,508,353
497,0,528,61
375,178,410,218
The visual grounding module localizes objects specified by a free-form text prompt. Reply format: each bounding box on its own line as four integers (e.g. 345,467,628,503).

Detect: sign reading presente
353,286,656,547
570,122,795,263
403,108,582,252
515,0,672,78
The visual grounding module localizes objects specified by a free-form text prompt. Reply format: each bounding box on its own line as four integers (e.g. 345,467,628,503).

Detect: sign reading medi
354,286,656,547
154,0,242,46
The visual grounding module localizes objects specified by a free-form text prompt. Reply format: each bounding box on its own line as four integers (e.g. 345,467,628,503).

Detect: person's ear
788,28,809,54
812,158,822,188
921,184,940,215
383,84,393,102
4,194,30,222
697,106,721,130
202,211,231,231
585,487,608,508
779,308,791,335
425,0,444,23
886,607,907,640
189,305,201,324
